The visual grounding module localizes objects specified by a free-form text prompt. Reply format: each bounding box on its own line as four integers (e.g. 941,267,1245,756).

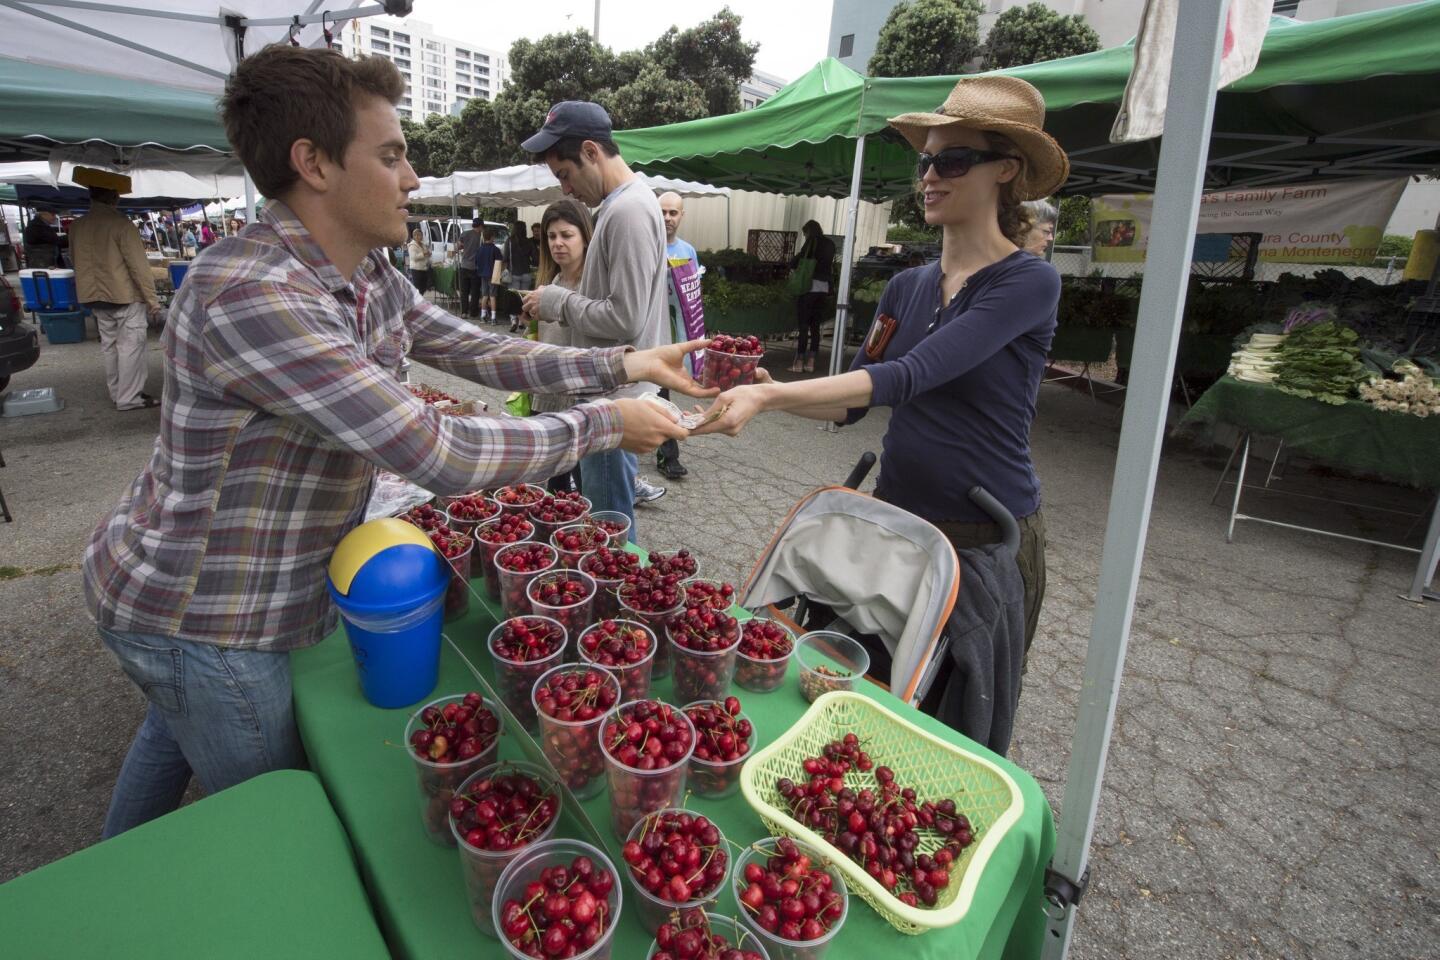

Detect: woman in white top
530,198,595,493
406,228,432,294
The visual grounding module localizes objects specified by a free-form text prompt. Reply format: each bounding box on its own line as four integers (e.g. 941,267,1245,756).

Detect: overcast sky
413,0,834,83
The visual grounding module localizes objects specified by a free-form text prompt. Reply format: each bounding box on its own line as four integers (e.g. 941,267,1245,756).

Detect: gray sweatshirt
537,176,667,398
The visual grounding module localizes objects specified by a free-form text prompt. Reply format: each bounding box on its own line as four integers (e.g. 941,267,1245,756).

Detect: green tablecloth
0,770,391,960
1179,376,1440,489
291,589,1055,960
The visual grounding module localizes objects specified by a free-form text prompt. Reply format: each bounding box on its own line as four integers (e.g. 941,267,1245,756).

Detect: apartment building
342,17,509,121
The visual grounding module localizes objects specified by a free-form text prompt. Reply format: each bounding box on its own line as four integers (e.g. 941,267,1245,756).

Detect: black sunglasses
915,147,1015,180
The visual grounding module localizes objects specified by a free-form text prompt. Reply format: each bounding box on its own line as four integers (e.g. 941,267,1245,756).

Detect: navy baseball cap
522,101,614,155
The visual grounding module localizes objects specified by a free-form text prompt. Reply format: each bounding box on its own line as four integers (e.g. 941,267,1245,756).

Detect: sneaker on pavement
657,457,688,480
633,477,666,506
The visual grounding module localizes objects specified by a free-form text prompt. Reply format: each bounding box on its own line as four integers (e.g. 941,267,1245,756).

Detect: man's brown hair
220,45,405,199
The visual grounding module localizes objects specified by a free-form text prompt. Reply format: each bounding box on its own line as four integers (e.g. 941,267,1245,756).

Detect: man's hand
521,286,545,320
147,303,165,323
622,339,721,399
613,397,690,453
687,383,769,437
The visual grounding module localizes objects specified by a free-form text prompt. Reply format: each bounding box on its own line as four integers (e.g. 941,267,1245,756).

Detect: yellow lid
328,517,435,595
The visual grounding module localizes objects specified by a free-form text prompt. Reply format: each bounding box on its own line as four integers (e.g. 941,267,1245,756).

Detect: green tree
452,96,508,172
399,117,434,177
647,8,759,117
609,64,708,130
982,3,1101,70
1056,195,1091,246
419,113,459,177
867,0,983,78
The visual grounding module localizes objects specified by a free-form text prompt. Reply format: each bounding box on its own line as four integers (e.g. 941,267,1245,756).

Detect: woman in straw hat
694,76,1068,655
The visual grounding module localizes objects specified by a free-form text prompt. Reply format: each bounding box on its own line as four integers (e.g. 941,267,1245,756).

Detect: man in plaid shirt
83,45,710,837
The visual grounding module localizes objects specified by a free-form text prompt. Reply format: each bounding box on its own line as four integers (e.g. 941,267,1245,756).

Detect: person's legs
655,388,686,478
579,447,637,540
113,302,150,408
791,297,809,371
92,306,122,402
479,279,494,320
1014,510,1047,658
98,625,306,839
509,274,533,331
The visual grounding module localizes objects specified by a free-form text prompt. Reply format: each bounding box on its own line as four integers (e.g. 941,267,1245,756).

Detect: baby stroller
739,454,1025,752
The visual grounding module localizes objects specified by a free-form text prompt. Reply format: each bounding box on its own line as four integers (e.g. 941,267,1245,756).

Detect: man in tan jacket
68,169,161,411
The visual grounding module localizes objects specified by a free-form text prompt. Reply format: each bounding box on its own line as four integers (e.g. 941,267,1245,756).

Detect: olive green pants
932,509,1047,658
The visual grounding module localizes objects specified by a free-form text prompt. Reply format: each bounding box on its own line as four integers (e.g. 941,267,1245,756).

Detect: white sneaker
633,476,666,506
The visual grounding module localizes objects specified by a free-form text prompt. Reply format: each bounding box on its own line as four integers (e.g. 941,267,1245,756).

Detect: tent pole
826,134,866,384
1041,2,1229,958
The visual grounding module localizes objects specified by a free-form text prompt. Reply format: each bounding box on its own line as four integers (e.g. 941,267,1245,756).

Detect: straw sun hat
888,75,1069,200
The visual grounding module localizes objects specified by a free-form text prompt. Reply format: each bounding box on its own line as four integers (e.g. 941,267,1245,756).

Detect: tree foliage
867,0,983,78
982,3,1101,70
396,10,758,178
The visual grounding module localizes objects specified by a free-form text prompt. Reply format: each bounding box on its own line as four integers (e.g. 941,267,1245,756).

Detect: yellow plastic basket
738,690,1023,934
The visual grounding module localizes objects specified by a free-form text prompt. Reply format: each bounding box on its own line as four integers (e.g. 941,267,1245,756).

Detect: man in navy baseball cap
520,100,679,536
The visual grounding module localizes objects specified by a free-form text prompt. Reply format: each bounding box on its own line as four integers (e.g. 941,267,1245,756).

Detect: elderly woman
695,76,1068,656
1020,199,1058,257
406,227,432,294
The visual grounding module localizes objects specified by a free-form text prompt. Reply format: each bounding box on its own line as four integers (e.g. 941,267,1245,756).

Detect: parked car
405,216,509,265
0,274,40,394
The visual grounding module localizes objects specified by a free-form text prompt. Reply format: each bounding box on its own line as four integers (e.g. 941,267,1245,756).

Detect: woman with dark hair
695,76,1069,657
790,219,836,373
530,198,595,493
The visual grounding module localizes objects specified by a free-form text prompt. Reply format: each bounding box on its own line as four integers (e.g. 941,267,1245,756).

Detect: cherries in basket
774,733,974,907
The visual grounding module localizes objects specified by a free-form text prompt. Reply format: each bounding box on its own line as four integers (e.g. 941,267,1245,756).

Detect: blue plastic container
19,269,78,311
38,310,87,344
328,520,451,709
168,261,191,291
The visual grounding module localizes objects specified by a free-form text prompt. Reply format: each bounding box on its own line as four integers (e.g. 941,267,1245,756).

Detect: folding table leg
1405,493,1440,603
1225,433,1251,543
1209,434,1244,506
0,445,10,523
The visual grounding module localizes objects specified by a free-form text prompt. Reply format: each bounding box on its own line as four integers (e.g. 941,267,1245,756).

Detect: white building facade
341,17,508,121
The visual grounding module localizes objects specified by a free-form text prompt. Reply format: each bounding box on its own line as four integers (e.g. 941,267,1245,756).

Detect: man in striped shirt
83,44,708,837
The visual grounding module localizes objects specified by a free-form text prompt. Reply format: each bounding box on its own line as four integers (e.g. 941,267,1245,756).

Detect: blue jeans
580,447,638,542
98,625,305,838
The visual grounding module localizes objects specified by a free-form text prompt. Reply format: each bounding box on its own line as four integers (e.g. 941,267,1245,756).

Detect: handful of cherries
398,502,448,531
735,837,846,943
498,854,616,958
648,549,699,579
491,616,566,664
477,515,535,545
448,493,500,524
581,546,643,618
622,809,729,931
527,491,590,529
652,910,766,960
681,579,736,612
409,384,460,404
409,692,500,764
602,699,696,838
450,767,560,852
667,603,742,704
734,619,795,693
495,542,558,618
552,522,609,569
683,697,754,797
494,483,546,513
578,620,656,701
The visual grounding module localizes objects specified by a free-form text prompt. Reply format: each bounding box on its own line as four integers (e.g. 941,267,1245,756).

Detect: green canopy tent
617,4,1440,200
0,56,235,175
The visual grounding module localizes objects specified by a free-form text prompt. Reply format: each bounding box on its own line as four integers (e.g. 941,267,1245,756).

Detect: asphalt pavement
0,322,1436,959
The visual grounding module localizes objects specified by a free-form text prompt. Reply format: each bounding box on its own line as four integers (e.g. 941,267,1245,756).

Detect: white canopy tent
411,165,731,208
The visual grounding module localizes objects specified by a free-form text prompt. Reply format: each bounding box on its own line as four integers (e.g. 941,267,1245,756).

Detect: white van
407,216,509,265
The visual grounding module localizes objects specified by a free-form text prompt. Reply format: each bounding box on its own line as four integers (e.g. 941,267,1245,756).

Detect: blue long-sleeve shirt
846,252,1059,523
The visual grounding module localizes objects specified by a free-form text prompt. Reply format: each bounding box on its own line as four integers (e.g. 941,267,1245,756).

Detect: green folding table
291,584,1055,960
0,770,392,960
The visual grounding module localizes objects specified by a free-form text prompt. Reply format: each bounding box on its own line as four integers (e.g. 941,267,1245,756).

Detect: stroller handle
843,452,877,490
967,486,1021,554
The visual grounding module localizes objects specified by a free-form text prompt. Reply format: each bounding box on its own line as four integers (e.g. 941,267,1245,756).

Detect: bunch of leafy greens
1272,322,1368,405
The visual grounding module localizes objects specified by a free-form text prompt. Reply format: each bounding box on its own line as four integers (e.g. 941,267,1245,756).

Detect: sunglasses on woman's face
915,147,1015,180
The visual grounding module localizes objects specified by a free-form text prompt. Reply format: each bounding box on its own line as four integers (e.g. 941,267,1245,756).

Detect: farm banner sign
1090,179,1407,265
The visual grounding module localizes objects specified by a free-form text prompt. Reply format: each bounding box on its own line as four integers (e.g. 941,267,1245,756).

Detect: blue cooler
168,261,191,291
19,269,78,312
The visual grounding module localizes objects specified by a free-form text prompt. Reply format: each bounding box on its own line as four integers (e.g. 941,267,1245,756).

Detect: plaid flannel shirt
83,201,628,651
